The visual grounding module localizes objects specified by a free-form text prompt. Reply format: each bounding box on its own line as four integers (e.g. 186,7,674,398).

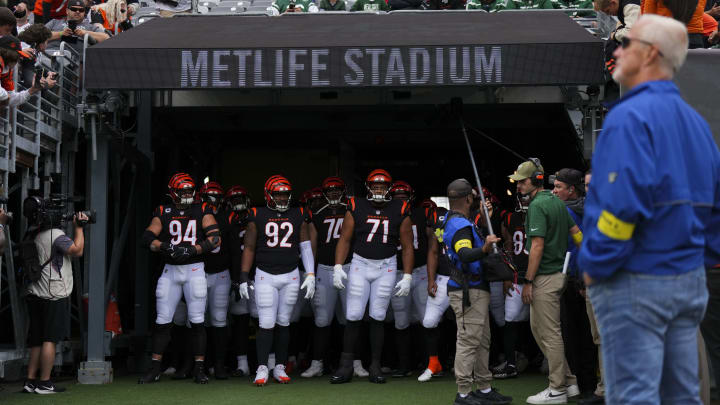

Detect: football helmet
307,187,325,212
264,175,292,212
365,169,392,203
197,181,224,207
321,176,346,206
168,173,195,207
515,193,530,213
389,180,414,202
225,185,250,212
421,199,437,209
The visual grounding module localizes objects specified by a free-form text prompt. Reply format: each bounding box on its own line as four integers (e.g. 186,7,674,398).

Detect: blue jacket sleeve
706,159,720,268
578,109,656,280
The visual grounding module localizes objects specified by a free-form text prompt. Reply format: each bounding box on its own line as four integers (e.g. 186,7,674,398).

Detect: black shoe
214,363,228,380
578,393,605,405
391,368,412,378
470,387,512,404
330,352,354,384
22,379,36,393
232,368,248,378
138,360,163,384
193,361,209,384
453,393,483,405
492,364,517,379
368,362,386,384
34,380,66,394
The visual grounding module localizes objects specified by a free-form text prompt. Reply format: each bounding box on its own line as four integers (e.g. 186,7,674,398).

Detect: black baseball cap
0,35,30,58
554,168,584,188
68,0,85,9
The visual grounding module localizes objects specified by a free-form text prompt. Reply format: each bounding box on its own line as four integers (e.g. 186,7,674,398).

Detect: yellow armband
572,230,583,246
597,210,635,241
454,239,472,252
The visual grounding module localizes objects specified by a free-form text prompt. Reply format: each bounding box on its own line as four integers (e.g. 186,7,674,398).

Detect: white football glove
394,273,412,297
333,264,347,290
301,273,316,299
238,282,250,300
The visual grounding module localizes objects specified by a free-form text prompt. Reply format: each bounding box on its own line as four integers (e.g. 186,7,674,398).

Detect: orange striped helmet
225,185,250,212
389,180,414,202
197,181,224,206
168,173,195,207
322,176,346,206
264,175,292,212
365,169,392,203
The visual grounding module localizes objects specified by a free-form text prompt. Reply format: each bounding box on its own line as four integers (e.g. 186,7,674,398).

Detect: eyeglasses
620,36,664,57
68,7,85,12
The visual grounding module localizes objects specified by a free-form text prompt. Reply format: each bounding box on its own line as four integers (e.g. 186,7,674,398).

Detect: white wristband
334,264,344,272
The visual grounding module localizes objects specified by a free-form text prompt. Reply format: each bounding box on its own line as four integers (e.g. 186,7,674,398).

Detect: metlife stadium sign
84,12,604,90
179,46,502,88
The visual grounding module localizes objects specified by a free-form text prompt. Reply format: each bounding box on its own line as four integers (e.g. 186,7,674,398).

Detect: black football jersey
427,207,451,277
311,204,351,267
349,197,410,260
153,202,214,265
227,210,250,282
248,206,309,275
397,207,429,270
504,211,529,276
204,208,231,274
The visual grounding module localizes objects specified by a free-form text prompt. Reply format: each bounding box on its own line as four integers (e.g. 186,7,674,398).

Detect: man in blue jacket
578,14,720,405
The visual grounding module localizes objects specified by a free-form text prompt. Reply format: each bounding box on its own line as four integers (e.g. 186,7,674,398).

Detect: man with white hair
579,14,720,405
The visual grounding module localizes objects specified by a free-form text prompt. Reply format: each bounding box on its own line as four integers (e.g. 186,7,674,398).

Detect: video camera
30,194,96,228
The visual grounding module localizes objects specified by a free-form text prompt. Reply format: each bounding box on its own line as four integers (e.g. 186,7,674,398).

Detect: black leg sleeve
256,328,274,367
395,327,411,370
503,322,520,366
425,325,440,358
190,323,207,358
152,323,173,356
231,314,250,356
369,320,384,366
313,326,331,361
343,320,361,355
275,325,290,365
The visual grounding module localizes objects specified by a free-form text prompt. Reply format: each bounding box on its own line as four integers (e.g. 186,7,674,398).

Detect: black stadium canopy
85,11,605,90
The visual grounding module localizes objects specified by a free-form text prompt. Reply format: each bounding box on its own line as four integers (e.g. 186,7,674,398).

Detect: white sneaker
163,366,177,376
526,388,567,404
274,364,291,383
301,360,324,378
353,360,369,377
418,368,434,382
565,384,580,398
254,365,269,386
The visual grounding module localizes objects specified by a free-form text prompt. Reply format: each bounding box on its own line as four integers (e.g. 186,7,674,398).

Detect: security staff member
509,159,583,404
441,179,512,405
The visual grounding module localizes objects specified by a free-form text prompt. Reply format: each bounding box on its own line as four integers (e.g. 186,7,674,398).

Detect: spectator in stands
421,0,466,9
45,0,108,55
33,0,68,23
350,0,389,11
18,24,52,88
269,0,319,14
319,0,347,10
708,0,719,20
593,0,641,42
91,0,133,35
0,35,56,108
14,3,30,34
466,0,502,11
642,0,707,48
0,7,17,36
496,0,553,9
703,12,719,46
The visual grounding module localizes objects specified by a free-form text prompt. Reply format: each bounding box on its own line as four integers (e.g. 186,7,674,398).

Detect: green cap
508,160,544,181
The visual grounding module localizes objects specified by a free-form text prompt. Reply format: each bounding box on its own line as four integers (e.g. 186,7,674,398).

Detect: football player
492,192,531,380
418,199,452,383
138,173,221,385
225,186,254,378
196,182,231,380
235,175,316,386
330,169,414,384
388,181,431,377
301,177,368,378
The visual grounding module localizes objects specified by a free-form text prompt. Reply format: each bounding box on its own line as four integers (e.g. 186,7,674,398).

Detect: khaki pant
449,289,491,395
530,271,576,391
586,295,605,397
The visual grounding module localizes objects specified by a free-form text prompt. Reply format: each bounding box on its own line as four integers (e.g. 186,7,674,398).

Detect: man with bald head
579,14,720,405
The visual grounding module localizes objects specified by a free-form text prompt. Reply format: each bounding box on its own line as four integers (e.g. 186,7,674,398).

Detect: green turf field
1,372,552,404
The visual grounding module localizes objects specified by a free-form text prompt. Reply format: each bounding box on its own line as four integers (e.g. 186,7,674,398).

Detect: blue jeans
588,267,708,405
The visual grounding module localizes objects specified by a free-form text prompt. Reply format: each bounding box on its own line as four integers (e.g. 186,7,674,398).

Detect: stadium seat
246,5,270,11
217,0,246,7
209,5,247,12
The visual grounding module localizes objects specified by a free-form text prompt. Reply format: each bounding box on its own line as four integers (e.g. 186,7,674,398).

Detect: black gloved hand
231,282,242,302
160,242,195,263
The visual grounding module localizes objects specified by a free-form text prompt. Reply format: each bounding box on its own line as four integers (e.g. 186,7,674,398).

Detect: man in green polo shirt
509,159,583,405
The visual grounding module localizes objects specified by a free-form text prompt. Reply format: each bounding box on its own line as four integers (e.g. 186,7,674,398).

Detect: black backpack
19,230,52,284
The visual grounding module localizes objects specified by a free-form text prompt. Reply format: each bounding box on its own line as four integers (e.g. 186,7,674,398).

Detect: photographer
21,196,87,395
0,35,57,109
18,24,53,89
45,0,109,56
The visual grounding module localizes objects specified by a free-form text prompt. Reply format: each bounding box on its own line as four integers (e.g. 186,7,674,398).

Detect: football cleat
330,352,354,384
418,368,437,382
232,368,248,378
273,364,291,384
138,360,163,384
353,360,369,378
301,360,324,378
192,361,209,384
254,365,269,386
368,362,386,384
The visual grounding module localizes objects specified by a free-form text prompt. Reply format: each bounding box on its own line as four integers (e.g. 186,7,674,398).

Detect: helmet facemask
176,185,195,208
324,187,344,206
367,181,391,203
230,195,249,212
270,191,291,212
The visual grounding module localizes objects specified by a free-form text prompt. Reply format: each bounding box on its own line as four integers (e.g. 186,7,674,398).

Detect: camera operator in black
139,173,221,385
22,196,87,395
